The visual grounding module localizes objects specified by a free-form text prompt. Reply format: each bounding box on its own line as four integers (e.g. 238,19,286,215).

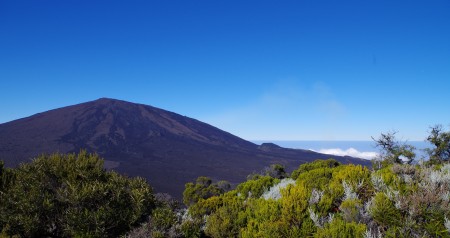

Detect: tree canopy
0,151,155,237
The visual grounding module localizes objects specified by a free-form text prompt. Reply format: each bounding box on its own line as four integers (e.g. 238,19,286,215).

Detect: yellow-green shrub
291,159,340,180
236,175,278,199
314,217,366,238
329,164,371,200
370,192,401,227
339,199,362,222
204,193,247,238
280,182,309,224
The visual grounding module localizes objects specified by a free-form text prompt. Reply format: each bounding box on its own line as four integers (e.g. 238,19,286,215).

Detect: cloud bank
316,148,378,160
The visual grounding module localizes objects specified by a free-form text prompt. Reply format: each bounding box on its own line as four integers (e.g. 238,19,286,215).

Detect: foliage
3,125,450,237
261,178,295,200
180,159,450,237
125,192,188,238
369,192,401,227
0,151,155,237
183,177,230,206
264,164,288,179
426,125,450,164
151,207,177,233
236,175,278,199
0,161,4,191
291,159,340,180
372,131,416,165
314,217,366,238
204,198,244,238
339,199,362,223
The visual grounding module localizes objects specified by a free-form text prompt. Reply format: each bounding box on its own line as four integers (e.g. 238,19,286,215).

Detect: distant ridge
0,98,370,198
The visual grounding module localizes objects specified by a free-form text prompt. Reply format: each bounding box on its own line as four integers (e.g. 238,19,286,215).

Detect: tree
183,177,227,206
0,160,10,192
372,131,416,165
0,151,155,237
264,164,288,179
426,125,450,164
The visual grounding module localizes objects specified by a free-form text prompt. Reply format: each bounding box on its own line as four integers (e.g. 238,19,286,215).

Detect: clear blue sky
1,0,449,141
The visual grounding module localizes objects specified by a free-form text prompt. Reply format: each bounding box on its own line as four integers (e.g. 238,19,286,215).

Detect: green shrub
314,217,366,238
183,177,227,206
181,218,203,238
240,199,283,237
151,207,177,232
236,175,278,199
280,182,310,224
291,159,340,180
296,166,335,191
204,194,247,238
370,192,401,227
0,151,155,237
339,199,362,223
329,164,371,200
186,160,450,237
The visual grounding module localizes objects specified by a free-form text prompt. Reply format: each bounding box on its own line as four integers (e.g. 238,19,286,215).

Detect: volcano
0,98,370,198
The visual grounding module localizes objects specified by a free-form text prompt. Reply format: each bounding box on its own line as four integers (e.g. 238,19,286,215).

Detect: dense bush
0,151,155,237
176,125,450,237
183,177,230,206
2,125,450,237
6,155,450,237
177,158,450,237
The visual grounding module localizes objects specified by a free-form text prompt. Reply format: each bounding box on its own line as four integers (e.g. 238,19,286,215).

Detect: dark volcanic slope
0,98,370,198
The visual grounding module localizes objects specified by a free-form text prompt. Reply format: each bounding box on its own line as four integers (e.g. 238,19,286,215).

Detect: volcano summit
0,98,369,198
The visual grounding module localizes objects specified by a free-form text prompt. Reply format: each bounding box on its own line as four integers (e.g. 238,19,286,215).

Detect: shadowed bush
0,151,155,237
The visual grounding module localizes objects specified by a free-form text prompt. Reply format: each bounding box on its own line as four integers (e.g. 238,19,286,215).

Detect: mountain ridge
0,98,370,198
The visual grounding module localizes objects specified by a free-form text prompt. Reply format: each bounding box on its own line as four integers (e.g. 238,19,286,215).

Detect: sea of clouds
315,148,378,160
253,141,429,161
254,141,381,160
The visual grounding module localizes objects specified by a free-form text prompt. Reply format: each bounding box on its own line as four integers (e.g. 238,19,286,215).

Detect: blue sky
1,0,449,141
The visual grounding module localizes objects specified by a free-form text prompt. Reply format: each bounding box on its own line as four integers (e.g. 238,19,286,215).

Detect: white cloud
316,148,378,160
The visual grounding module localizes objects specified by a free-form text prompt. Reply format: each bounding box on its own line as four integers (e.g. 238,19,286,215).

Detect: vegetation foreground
1,126,450,237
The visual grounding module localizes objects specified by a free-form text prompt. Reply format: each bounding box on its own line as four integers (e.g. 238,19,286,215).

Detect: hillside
0,98,370,198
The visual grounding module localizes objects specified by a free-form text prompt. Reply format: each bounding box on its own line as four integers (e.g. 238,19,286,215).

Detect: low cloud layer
316,148,378,160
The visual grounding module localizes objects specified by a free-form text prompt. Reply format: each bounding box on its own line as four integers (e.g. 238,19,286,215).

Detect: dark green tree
264,164,287,179
183,177,227,206
372,131,416,165
426,125,450,164
0,151,155,237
